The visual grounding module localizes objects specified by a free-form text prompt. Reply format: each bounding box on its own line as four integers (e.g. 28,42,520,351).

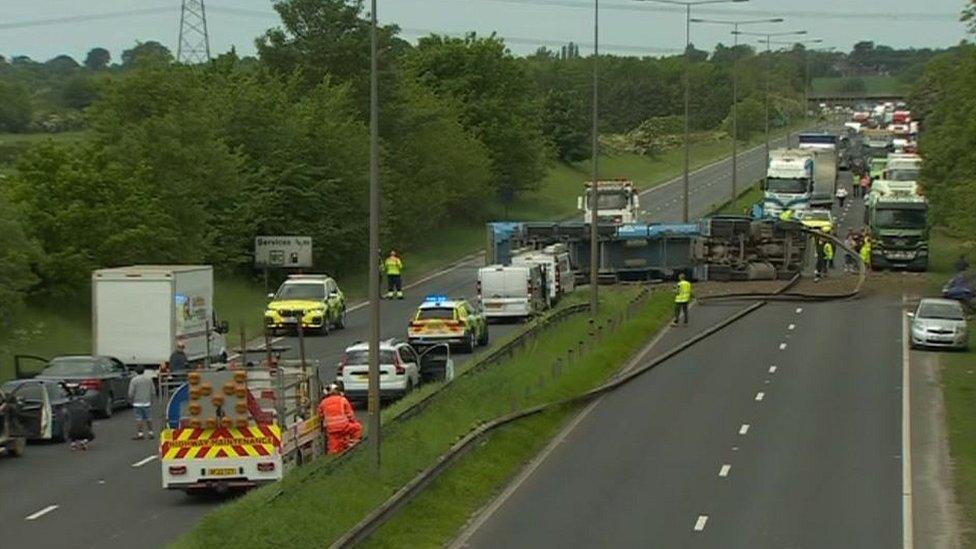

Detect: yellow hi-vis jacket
779,210,794,221
384,256,403,276
675,280,692,303
823,242,834,260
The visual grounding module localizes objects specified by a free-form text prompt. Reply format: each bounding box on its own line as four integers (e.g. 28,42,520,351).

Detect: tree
0,81,32,132
121,41,172,67
0,192,38,325
722,97,764,140
45,55,80,74
839,77,867,93
541,88,590,161
84,48,111,70
60,75,99,109
965,1,976,34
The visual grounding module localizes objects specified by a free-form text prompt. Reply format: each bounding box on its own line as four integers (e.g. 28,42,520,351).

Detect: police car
407,295,489,353
264,275,347,335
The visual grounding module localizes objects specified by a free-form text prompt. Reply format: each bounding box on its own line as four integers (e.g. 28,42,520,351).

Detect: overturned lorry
486,217,809,283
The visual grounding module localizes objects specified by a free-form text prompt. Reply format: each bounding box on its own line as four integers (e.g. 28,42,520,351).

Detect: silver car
908,298,969,350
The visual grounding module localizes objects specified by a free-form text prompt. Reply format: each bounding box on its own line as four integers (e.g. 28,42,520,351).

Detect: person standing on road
318,384,362,454
823,237,835,272
383,250,404,300
844,231,858,274
815,238,827,281
128,365,155,440
860,235,872,272
168,341,188,373
836,186,848,208
672,273,692,327
860,173,871,198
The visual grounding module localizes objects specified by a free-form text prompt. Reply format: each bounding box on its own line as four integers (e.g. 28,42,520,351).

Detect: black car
32,356,132,418
0,379,93,443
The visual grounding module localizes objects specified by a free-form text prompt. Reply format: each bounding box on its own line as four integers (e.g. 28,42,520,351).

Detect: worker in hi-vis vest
672,272,692,327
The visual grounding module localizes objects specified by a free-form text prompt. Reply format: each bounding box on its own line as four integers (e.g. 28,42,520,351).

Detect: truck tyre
100,393,114,418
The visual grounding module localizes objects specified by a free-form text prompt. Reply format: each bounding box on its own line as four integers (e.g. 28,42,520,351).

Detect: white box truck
92,265,228,368
477,264,548,320
511,244,575,303
797,133,838,208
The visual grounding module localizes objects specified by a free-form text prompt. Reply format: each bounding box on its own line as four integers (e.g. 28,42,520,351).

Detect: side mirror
267,293,275,300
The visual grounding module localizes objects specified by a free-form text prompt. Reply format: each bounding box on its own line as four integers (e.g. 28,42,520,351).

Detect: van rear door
479,266,532,318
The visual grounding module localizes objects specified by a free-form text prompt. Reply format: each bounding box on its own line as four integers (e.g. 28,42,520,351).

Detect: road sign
254,236,313,268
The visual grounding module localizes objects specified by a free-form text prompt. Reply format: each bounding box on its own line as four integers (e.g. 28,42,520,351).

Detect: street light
690,17,782,203
733,29,806,167
765,38,825,126
590,0,599,316
633,0,749,222
367,0,381,469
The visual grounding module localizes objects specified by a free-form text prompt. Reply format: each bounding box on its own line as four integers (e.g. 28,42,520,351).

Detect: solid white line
25,505,58,521
694,515,709,532
769,365,777,374
788,324,796,331
719,464,731,477
795,307,803,314
739,424,750,435
902,306,915,549
132,455,157,468
779,343,787,350
755,392,765,402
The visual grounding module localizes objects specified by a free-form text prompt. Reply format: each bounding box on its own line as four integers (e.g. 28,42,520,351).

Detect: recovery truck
159,355,325,492
578,180,641,224
796,133,838,208
864,180,928,271
762,149,813,217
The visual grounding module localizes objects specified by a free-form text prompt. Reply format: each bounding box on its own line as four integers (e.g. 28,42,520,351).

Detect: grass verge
928,230,976,546
715,182,762,215
174,288,672,547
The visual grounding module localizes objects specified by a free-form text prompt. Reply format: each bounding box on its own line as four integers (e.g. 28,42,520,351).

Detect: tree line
0,0,943,323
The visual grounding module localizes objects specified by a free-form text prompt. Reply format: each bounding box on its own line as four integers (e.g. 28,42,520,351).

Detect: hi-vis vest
319,396,354,432
675,280,692,303
384,256,403,275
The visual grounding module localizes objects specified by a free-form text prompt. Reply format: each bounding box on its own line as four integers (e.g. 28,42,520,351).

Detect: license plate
207,467,238,476
282,317,298,324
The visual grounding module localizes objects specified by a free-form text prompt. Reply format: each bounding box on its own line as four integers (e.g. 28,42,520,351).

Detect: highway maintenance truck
796,133,838,208
763,148,814,217
578,180,641,224
864,180,928,271
159,360,325,492
92,265,229,368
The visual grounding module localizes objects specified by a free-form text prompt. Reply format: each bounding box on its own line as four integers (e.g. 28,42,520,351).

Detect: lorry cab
763,149,813,217
578,180,641,224
477,264,548,320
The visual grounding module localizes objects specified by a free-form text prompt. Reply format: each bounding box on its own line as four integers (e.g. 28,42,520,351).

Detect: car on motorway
0,379,93,443
908,298,969,350
338,340,424,401
264,274,347,335
408,295,489,353
29,355,133,418
0,385,34,457
796,209,834,233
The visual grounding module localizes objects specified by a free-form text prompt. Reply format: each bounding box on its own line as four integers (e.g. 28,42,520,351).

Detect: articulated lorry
763,149,813,217
578,180,641,224
796,133,838,208
865,180,928,271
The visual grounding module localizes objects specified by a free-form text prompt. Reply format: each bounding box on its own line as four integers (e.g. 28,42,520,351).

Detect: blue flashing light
425,294,449,303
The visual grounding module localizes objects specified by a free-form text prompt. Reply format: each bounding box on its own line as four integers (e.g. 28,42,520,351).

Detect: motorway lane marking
779,343,787,350
132,455,157,468
719,464,731,477
694,515,709,532
901,305,915,549
738,424,750,435
795,307,803,314
769,365,777,374
755,392,765,402
788,323,795,331
25,505,58,521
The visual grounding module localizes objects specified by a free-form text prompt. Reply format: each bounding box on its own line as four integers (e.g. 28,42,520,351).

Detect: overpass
808,91,906,107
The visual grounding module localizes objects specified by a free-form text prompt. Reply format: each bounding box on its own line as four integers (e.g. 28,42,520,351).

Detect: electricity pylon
177,0,211,64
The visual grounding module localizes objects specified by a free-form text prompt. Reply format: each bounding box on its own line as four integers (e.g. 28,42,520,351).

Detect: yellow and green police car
796,209,834,233
264,275,346,335
407,295,488,353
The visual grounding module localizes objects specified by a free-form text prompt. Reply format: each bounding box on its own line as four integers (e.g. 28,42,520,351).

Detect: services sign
254,236,313,268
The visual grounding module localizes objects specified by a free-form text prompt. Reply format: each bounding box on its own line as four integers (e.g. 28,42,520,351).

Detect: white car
908,298,969,351
338,340,421,401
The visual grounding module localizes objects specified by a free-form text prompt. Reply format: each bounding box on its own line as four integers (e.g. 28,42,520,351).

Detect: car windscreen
42,358,99,376
275,283,325,300
343,350,396,365
875,208,926,228
888,169,919,181
766,178,807,194
2,382,44,401
417,307,456,321
801,211,830,221
587,191,629,209
918,302,965,320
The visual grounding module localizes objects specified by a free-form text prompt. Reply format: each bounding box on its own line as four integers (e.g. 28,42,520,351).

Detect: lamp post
590,0,599,316
633,0,748,222
690,17,782,203
734,29,807,167
367,0,381,469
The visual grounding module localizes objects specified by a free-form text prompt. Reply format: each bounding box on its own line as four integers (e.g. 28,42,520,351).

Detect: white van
511,244,575,303
477,264,548,320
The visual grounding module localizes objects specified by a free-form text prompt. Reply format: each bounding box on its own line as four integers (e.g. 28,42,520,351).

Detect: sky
1,0,970,62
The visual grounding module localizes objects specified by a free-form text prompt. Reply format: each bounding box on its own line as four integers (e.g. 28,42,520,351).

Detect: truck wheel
10,437,26,457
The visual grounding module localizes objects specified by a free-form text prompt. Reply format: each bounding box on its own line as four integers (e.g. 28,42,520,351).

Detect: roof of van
93,265,212,276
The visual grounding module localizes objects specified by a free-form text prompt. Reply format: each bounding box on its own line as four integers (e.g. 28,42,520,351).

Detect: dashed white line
719,464,731,477
795,307,803,314
694,515,709,531
25,505,59,521
769,365,777,374
788,323,796,331
779,343,787,350
132,455,157,468
755,392,765,402
739,424,750,435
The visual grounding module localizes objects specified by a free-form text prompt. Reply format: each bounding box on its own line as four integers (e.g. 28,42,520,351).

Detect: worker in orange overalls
318,383,362,454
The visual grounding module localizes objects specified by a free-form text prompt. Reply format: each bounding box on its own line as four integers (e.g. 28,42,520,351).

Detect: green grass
928,231,976,546
174,288,672,548
0,131,89,173
715,182,763,215
810,76,910,95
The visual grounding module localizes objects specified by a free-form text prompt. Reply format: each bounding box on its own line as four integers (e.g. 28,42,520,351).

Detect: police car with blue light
407,295,489,353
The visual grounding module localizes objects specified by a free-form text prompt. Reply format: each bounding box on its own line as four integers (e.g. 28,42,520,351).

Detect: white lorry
578,180,641,224
884,153,922,182
797,133,838,208
511,244,575,303
763,149,814,217
92,265,228,368
477,264,549,320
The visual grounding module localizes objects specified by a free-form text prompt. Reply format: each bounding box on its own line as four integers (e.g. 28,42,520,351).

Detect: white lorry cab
764,149,814,217
578,180,641,224
510,244,575,303
477,264,548,320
